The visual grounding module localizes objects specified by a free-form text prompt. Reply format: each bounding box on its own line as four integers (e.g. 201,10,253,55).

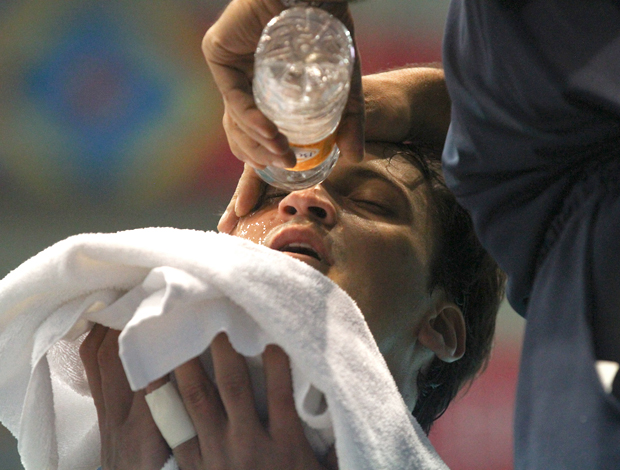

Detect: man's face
231,143,437,360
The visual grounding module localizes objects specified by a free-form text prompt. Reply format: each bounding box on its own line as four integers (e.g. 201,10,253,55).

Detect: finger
175,356,225,437
218,163,262,234
234,165,267,217
224,111,295,169
336,109,365,163
224,87,281,142
79,324,109,420
130,388,171,459
145,376,170,394
262,345,305,442
210,332,261,431
98,329,135,427
224,94,294,162
218,197,238,234
218,164,267,233
172,356,226,468
227,124,295,170
337,40,364,163
143,375,172,435
207,55,288,159
325,446,339,470
144,378,196,455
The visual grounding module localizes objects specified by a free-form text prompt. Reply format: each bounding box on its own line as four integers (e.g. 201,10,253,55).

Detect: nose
278,185,337,227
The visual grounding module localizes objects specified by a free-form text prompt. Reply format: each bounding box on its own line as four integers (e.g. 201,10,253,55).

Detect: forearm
363,66,451,149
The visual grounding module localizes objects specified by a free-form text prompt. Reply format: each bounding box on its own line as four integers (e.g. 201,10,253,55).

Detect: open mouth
279,243,322,261
266,226,332,269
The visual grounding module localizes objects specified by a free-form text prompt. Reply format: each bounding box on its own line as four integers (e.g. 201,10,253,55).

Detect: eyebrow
336,164,424,194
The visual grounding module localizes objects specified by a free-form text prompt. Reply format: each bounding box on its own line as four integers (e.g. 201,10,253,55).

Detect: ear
417,296,466,363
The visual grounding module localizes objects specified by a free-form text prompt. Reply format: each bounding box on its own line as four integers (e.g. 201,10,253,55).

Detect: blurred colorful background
0,1,524,469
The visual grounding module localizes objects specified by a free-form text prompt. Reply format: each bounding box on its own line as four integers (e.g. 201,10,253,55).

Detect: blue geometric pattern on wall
0,0,227,206
25,6,170,193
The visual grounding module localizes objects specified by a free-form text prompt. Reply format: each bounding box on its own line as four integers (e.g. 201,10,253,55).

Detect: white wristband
145,382,197,449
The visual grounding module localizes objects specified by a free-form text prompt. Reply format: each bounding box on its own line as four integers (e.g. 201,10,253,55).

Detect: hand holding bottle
203,0,363,230
204,0,362,170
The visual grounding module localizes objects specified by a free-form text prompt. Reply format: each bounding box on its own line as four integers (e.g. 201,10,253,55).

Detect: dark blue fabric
517,157,620,469
442,0,620,468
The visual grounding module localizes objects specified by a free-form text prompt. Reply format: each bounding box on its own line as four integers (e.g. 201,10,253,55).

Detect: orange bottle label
289,132,337,172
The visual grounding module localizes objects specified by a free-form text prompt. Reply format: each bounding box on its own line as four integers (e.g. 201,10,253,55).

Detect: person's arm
363,66,451,150
80,325,337,470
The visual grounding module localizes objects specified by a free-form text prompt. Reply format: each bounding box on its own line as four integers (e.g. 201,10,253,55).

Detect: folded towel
0,228,448,470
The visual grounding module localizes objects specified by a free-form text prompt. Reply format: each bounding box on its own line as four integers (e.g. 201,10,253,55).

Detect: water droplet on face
234,217,274,245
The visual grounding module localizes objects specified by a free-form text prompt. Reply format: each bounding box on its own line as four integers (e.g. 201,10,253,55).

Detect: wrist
363,67,450,147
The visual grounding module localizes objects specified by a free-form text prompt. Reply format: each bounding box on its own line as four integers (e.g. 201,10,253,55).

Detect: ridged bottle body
253,6,354,190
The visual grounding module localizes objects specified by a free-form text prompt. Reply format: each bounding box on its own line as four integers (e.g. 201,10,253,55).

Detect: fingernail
234,198,243,217
269,133,289,153
276,151,297,169
218,208,229,224
258,126,277,140
218,209,234,233
267,143,286,155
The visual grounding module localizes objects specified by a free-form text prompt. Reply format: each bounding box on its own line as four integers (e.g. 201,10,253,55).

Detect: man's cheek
233,214,281,245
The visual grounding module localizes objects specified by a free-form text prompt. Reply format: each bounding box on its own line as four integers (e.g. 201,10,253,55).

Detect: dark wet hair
382,142,506,434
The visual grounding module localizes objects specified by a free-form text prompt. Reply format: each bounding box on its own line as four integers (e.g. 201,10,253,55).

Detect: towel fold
0,228,448,470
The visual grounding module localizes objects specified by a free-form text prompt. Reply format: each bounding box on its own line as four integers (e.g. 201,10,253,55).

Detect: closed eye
351,199,395,216
263,191,288,202
328,165,413,224
252,188,289,212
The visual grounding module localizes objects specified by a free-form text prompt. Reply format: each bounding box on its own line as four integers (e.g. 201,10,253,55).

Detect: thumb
336,110,365,162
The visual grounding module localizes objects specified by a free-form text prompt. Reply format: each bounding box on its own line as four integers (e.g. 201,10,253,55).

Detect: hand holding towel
0,228,448,470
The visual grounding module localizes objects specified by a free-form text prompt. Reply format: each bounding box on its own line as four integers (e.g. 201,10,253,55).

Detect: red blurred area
358,34,443,74
430,344,521,470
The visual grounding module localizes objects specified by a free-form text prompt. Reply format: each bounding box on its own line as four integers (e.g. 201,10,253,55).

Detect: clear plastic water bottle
253,6,355,190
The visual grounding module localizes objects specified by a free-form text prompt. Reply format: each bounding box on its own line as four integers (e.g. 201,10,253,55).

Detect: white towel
0,228,448,470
